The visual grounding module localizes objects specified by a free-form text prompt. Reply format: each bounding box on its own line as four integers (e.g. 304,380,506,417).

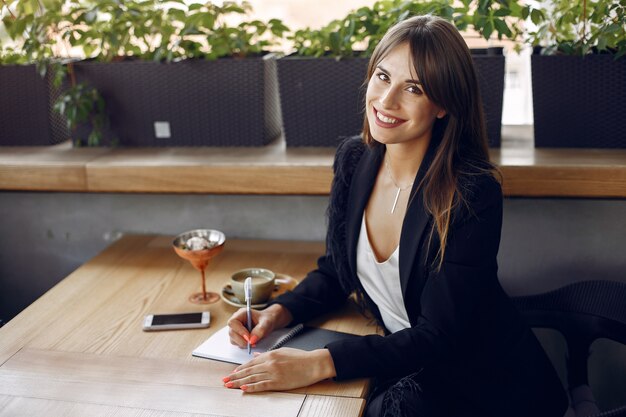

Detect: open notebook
192,324,359,365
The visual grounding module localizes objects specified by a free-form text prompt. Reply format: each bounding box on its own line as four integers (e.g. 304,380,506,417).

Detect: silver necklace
384,154,413,214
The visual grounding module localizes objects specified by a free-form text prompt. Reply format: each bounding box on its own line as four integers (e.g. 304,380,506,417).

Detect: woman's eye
407,85,423,95
376,72,389,82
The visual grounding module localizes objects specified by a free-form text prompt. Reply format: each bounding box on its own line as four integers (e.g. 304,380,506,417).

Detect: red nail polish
240,385,248,391
242,334,250,343
222,376,230,383
249,335,259,345
225,381,234,388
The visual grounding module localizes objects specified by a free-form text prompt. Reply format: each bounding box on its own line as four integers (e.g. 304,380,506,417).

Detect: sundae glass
173,229,225,304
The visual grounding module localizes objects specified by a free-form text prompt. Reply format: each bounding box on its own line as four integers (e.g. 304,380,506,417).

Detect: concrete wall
1,192,625,407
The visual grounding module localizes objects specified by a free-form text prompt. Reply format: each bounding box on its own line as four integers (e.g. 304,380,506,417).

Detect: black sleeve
327,176,503,380
267,137,365,324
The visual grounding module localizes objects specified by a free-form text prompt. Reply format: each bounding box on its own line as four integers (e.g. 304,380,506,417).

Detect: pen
244,277,252,354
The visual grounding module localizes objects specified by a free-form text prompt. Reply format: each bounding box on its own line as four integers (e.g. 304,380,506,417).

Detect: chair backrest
513,280,626,389
513,280,626,417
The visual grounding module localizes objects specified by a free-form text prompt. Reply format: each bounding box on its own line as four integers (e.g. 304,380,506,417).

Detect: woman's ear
436,108,447,119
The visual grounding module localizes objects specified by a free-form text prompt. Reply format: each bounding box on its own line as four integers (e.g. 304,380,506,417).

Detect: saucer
220,273,299,309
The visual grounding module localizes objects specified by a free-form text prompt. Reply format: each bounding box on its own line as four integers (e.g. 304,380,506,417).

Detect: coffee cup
229,268,275,305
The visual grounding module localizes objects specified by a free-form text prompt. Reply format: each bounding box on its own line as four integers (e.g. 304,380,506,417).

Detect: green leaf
494,8,510,17
482,20,494,40
17,0,36,15
168,9,185,22
606,24,622,34
12,18,28,38
493,18,512,39
345,18,356,38
329,31,341,55
559,43,574,55
201,13,216,29
530,9,543,26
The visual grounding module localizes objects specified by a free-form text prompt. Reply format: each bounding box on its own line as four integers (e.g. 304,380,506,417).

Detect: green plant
0,45,26,64
290,1,454,58
178,1,289,60
60,0,177,61
458,0,528,45
54,84,105,146
525,0,626,58
51,63,113,147
290,0,530,59
60,0,289,62
1,1,115,146
0,0,66,72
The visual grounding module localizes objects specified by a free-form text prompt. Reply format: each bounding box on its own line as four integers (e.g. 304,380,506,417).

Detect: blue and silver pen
244,277,252,354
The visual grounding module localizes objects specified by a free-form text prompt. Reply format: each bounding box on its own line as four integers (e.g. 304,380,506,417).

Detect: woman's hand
227,303,293,348
223,348,337,392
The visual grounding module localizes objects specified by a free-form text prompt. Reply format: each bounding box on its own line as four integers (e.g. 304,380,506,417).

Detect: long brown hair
362,15,500,270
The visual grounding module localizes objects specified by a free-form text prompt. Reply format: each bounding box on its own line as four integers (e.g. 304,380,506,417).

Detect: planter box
531,54,626,148
472,50,505,148
277,56,369,147
278,52,504,147
68,56,282,146
0,64,68,146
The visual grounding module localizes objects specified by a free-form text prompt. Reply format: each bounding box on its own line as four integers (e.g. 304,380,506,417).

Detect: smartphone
143,312,210,331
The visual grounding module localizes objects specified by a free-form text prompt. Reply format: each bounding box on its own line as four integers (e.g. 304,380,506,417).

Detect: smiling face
365,42,446,147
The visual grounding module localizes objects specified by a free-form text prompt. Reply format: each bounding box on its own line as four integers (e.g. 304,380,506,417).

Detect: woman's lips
373,107,407,128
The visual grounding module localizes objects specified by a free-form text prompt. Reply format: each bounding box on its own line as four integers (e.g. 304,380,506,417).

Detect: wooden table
0,235,380,417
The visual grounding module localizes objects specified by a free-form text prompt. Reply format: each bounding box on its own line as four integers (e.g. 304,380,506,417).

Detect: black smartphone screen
152,313,203,325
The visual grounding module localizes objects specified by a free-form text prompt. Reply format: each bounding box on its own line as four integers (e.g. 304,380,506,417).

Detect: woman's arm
263,136,367,324
224,138,365,391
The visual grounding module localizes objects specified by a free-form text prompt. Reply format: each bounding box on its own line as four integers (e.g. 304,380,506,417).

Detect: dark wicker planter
531,54,626,148
0,64,68,146
277,56,369,147
277,51,504,147
472,50,505,148
67,56,282,146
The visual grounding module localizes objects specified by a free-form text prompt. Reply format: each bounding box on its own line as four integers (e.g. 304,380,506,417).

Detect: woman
224,15,568,417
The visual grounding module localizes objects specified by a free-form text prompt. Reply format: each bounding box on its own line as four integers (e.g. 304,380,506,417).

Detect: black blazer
272,137,568,417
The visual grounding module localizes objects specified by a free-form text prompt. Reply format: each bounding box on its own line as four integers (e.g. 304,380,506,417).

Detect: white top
356,214,411,333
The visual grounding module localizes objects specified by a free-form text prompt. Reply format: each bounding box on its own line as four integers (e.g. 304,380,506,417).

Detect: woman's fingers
227,328,248,348
227,310,251,348
250,317,273,342
227,308,278,347
224,348,334,393
227,369,271,388
238,380,272,392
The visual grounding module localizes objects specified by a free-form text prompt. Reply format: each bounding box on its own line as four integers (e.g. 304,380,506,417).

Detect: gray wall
1,192,625,407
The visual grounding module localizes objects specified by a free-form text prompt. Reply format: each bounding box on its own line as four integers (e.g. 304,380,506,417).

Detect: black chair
512,280,626,417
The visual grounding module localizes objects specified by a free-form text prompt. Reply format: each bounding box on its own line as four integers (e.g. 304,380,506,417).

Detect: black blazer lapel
399,140,438,316
345,144,383,277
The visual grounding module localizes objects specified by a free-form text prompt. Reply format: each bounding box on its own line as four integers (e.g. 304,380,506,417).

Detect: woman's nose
379,85,400,109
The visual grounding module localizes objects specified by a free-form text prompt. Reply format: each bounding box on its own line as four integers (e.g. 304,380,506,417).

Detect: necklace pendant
391,187,401,214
